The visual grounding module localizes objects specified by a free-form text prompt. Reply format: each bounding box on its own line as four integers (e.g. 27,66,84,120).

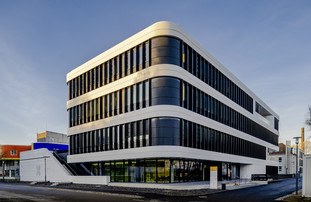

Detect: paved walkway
109,179,261,191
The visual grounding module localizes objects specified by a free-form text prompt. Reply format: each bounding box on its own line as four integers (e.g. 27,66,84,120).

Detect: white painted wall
240,164,266,179
20,148,110,185
270,152,299,175
20,148,71,183
72,176,110,185
278,155,287,174
303,155,311,197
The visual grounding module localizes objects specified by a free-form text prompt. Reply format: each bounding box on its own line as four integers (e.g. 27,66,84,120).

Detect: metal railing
53,151,78,176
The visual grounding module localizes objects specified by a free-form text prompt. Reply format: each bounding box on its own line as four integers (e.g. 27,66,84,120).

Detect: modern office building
66,21,279,183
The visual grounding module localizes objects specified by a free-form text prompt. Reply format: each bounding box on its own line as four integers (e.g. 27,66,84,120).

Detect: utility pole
293,136,301,195
44,157,47,182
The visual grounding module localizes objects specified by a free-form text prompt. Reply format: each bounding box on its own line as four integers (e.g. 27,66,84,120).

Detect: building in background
0,145,31,180
32,142,68,152
66,21,279,183
269,141,303,175
37,131,68,144
2,131,68,181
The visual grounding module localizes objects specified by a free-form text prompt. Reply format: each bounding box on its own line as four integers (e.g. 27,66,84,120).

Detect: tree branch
306,106,311,128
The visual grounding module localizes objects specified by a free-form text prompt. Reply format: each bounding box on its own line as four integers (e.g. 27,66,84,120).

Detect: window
132,48,136,72
278,166,282,171
116,57,120,80
151,36,180,66
68,35,254,118
114,92,118,115
145,80,150,107
151,77,180,106
274,118,279,131
10,150,17,156
144,41,150,68
132,85,136,111
138,82,143,109
69,117,266,159
139,45,143,69
278,157,282,162
126,51,131,75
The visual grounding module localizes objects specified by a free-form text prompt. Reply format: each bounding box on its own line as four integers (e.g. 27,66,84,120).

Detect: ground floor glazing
79,158,241,183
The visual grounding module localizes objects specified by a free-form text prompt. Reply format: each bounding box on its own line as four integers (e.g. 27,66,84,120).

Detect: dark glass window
151,117,180,146
151,36,180,66
151,77,180,106
274,118,279,131
69,117,267,160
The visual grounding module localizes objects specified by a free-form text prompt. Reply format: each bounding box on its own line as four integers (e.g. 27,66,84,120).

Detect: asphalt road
175,178,302,202
0,183,144,202
0,178,302,202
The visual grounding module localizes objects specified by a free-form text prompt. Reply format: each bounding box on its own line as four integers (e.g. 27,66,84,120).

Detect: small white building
20,148,109,185
269,141,303,175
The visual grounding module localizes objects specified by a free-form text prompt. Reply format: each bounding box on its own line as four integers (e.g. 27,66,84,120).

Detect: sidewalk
109,179,261,191
276,190,311,201
8,179,266,197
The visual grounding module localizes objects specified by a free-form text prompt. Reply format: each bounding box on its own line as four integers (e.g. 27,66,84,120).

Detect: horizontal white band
67,64,278,136
67,21,278,119
68,104,278,151
67,145,278,167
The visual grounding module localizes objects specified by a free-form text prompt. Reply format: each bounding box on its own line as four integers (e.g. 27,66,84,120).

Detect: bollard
221,183,226,190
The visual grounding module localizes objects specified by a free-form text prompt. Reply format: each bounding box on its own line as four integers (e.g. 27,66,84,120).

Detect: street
0,183,143,202
176,178,302,202
0,178,302,202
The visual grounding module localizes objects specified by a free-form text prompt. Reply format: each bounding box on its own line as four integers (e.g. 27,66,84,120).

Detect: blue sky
0,0,310,145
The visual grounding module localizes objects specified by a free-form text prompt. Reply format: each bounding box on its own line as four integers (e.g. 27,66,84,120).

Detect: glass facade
151,77,180,106
68,36,253,114
70,117,266,160
68,40,150,100
68,76,278,146
78,158,228,183
68,34,279,183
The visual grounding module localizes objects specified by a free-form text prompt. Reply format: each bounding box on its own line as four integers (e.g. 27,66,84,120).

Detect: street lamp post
293,136,301,195
2,160,4,182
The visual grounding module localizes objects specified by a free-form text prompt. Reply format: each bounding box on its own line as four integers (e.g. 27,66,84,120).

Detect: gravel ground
282,191,311,202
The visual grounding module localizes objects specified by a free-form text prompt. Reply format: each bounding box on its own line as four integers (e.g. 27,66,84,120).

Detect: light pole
2,160,4,182
293,136,301,195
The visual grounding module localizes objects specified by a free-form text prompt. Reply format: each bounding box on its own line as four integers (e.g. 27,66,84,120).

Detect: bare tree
306,106,311,129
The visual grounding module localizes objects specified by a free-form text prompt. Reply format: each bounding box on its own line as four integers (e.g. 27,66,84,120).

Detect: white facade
20,148,71,183
269,141,304,175
276,153,296,175
303,155,311,197
20,148,109,185
66,21,279,181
